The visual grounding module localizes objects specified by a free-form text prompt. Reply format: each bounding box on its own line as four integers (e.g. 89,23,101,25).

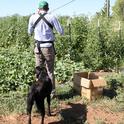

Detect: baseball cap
38,1,49,9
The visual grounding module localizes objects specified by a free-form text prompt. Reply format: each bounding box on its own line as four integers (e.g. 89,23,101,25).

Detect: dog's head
35,66,48,82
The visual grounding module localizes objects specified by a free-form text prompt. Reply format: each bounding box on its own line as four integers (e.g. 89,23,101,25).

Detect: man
28,0,64,97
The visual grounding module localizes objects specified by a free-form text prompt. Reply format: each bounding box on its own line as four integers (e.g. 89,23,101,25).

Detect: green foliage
0,48,34,93
69,16,88,61
55,55,85,83
56,16,88,61
0,14,124,92
105,73,124,103
83,19,102,69
83,17,124,70
112,0,124,20
0,15,30,49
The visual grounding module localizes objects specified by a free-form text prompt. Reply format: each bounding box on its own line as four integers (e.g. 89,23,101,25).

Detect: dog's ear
35,66,41,78
42,66,48,74
35,66,41,72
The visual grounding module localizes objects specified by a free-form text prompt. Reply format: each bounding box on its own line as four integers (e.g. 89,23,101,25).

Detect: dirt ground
0,101,124,124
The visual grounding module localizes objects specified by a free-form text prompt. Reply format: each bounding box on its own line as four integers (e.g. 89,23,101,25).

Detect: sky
0,0,116,17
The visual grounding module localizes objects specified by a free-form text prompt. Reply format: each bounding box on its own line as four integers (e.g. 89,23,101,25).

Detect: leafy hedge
0,15,124,92
84,18,124,70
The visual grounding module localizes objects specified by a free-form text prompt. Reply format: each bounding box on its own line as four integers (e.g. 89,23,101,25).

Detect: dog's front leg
28,113,31,124
35,100,45,124
27,93,34,124
41,115,44,124
47,94,51,116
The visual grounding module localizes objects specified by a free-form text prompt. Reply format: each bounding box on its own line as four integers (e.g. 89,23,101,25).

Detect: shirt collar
37,9,47,14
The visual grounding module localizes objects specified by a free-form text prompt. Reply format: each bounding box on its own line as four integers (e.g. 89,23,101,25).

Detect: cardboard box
73,72,106,101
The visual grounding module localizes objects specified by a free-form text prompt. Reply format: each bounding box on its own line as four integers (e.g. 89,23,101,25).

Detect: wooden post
106,0,110,18
67,17,71,58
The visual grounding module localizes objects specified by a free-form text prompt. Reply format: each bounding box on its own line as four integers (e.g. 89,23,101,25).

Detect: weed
95,118,106,124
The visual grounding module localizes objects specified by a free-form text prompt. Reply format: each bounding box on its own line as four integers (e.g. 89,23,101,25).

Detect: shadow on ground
103,79,121,99
57,88,79,100
103,88,117,99
49,102,87,124
49,85,87,124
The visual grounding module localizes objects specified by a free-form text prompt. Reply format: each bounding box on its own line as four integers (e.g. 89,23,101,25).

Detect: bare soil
0,101,124,124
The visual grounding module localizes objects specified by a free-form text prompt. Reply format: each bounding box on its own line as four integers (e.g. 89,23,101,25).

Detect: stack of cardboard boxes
73,72,107,101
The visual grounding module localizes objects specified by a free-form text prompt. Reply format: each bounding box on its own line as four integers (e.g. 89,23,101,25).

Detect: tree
112,0,124,20
96,0,110,18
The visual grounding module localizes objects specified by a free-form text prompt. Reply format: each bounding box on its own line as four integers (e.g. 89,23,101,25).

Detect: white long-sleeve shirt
28,11,64,47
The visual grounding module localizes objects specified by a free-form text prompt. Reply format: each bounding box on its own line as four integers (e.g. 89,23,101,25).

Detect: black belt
35,40,56,54
35,40,53,44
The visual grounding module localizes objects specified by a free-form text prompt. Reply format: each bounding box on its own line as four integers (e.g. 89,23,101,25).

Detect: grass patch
90,97,124,112
0,91,26,115
56,83,82,102
0,82,123,115
0,83,82,115
95,119,106,124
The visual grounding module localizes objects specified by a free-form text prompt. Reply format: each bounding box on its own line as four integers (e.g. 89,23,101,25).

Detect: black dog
27,66,52,124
